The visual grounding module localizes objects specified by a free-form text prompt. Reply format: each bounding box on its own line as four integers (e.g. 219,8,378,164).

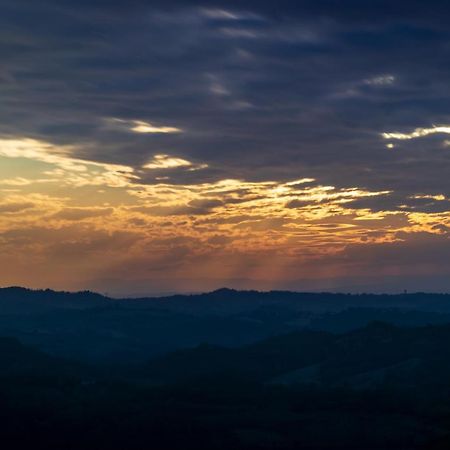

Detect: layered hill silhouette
2,288,450,448
2,287,450,364
1,319,450,449
138,321,450,391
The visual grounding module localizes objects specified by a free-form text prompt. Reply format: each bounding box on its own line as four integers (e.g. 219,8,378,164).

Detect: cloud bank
0,0,449,293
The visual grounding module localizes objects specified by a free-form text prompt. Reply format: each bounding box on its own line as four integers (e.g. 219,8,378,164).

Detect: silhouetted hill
1,287,450,363
1,322,450,449
3,286,450,315
139,322,450,392
132,290,450,316
308,307,450,332
0,287,109,312
0,335,93,380
139,330,333,384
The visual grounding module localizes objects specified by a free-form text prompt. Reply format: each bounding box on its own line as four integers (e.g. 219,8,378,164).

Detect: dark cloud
129,197,223,216
0,1,448,204
347,193,450,214
0,202,35,213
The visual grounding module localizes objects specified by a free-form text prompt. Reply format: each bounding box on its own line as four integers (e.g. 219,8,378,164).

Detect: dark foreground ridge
2,287,450,449
1,321,450,448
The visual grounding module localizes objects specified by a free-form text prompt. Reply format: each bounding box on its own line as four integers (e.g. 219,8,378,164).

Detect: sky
0,0,449,295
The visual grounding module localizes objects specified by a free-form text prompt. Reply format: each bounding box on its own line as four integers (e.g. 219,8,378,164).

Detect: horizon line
1,285,449,299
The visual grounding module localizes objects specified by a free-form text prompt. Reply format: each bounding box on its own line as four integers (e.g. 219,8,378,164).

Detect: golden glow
411,194,446,201
0,135,448,292
0,137,136,187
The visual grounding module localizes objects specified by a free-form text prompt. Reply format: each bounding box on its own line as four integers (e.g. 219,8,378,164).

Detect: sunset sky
0,0,449,295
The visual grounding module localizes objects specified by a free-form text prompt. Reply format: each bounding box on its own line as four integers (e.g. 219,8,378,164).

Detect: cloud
105,118,182,134
200,8,242,20
382,126,450,140
0,202,35,213
0,137,137,187
0,137,134,174
411,194,446,201
0,0,450,291
143,154,207,171
130,198,223,216
363,75,395,86
52,207,114,221
0,178,37,186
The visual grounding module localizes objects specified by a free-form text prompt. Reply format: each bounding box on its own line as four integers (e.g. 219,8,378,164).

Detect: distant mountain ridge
1,287,450,364
2,286,450,313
